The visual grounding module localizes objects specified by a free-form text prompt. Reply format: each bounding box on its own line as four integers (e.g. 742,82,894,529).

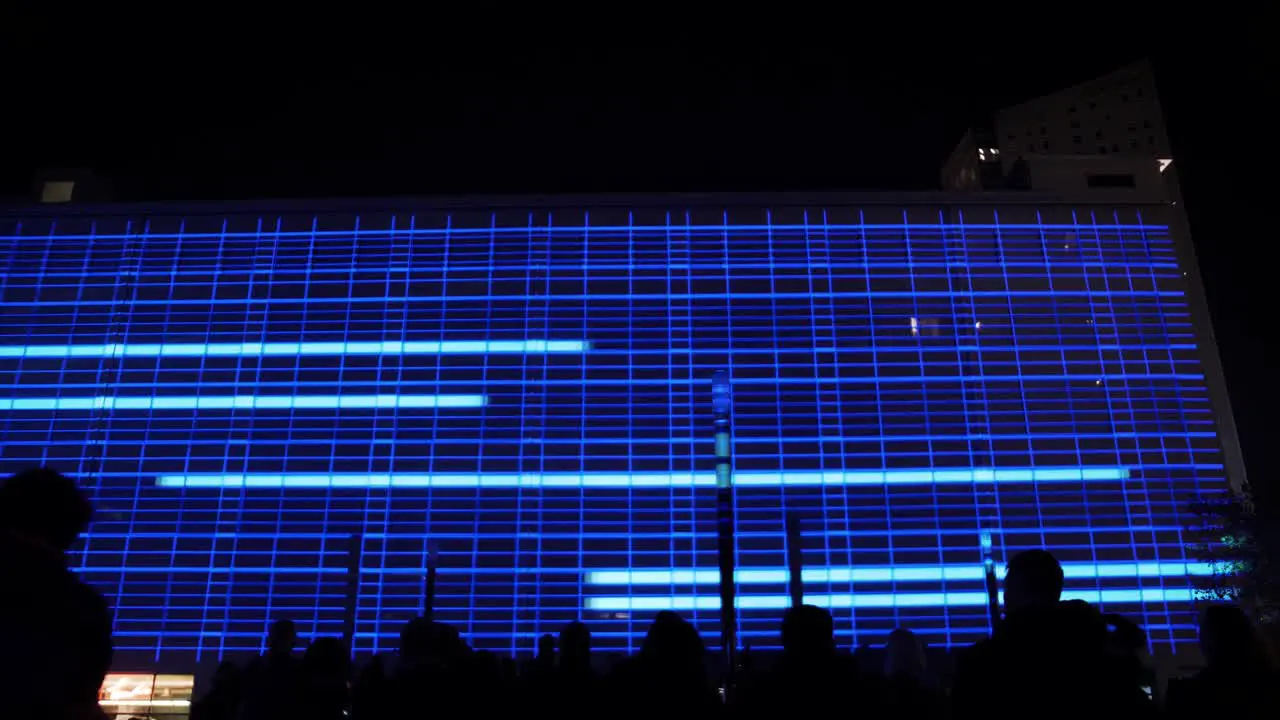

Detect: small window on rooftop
40,181,74,204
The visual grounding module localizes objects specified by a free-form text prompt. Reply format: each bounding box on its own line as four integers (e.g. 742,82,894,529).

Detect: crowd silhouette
1,467,1276,718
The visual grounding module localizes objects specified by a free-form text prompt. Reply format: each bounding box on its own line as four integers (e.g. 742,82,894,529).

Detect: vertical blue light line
329,212,357,649
801,210,828,607
472,212,491,650
915,211,948,645
35,217,62,478
156,217,187,662
1138,208,1184,648
765,209,792,601
111,218,141,656
1029,211,1051,552
372,212,397,655
943,209,974,646
252,214,277,653
1069,208,1105,597
509,210,529,653
678,209,694,637
896,208,919,630
207,215,235,662
824,208,856,641
989,209,1010,563
655,209,679,654
66,217,95,580
1095,208,1145,634
431,212,452,638
539,211,558,642
721,208,740,649
512,211,534,655
960,211,997,583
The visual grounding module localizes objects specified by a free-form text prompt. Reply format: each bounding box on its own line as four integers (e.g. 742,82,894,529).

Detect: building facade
0,193,1238,670
943,61,1175,195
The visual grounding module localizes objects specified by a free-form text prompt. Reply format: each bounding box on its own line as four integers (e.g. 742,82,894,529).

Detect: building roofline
994,58,1154,118
0,189,1170,218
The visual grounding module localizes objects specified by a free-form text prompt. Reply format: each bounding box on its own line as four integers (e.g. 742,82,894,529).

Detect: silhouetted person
191,662,242,720
1102,614,1155,704
560,621,592,676
953,549,1150,718
957,548,1157,712
739,605,857,716
387,617,474,717
610,611,719,714
0,467,113,719
1003,548,1065,614
550,621,598,717
880,627,944,716
298,638,349,720
1166,604,1278,718
471,649,515,716
350,653,388,720
532,632,557,677
238,618,303,720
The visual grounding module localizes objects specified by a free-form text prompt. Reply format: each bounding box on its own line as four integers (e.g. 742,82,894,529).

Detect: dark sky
4,25,1168,200
1,20,1269,495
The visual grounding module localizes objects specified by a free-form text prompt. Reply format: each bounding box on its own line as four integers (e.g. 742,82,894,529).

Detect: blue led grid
0,204,1227,663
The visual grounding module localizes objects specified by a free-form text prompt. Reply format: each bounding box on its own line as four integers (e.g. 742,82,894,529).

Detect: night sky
1,21,1267,499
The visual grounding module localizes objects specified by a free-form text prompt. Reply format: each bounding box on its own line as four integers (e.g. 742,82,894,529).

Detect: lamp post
424,542,438,621
981,530,1000,630
712,370,738,690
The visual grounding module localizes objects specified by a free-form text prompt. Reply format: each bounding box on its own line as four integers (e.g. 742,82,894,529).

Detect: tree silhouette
1188,488,1280,651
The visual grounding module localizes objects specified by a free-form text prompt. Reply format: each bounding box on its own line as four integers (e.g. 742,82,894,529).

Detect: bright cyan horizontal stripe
586,587,1195,611
587,562,1214,586
0,394,486,411
154,466,1128,489
0,339,588,359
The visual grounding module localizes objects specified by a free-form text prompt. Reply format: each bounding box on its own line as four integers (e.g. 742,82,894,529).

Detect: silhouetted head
210,661,240,691
304,637,349,678
1104,613,1147,655
560,620,592,669
1201,604,1268,670
400,618,465,665
642,611,705,668
400,617,432,659
781,604,836,659
883,627,926,679
268,618,297,657
537,633,557,663
0,467,93,551
1004,549,1064,613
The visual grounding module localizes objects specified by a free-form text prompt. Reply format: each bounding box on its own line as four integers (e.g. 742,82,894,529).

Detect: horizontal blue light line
0,223,1171,242
66,562,1215,580
155,466,1128,489
0,374,1207,389
0,342,1197,359
586,588,1195,611
587,562,1214,586
3,261,1185,282
0,339,588,359
73,566,345,574
7,289,1188,307
0,394,486,411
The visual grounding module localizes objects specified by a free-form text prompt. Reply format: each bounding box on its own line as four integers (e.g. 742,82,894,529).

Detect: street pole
785,512,803,608
981,530,1000,631
424,541,438,621
712,370,738,694
342,533,363,657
